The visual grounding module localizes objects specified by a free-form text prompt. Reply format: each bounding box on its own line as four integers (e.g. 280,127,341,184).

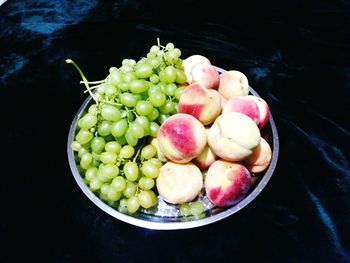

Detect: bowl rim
67,66,279,230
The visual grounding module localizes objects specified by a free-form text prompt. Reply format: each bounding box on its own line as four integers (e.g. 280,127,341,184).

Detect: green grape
75,129,94,145
123,161,139,181
118,82,129,92
165,50,177,64
120,65,133,73
111,119,128,138
129,79,148,94
71,141,82,152
135,63,153,79
119,145,135,159
97,121,111,136
109,66,118,73
110,70,123,87
175,69,186,84
149,74,159,84
149,122,160,137
157,82,167,93
141,145,156,160
111,176,126,192
148,85,161,95
135,101,153,116
89,178,103,191
138,191,153,209
138,177,154,190
88,104,98,115
147,108,159,121
101,104,121,122
80,152,93,169
174,48,181,57
166,42,175,50
129,122,145,139
164,83,176,96
127,196,140,213
162,66,177,83
78,113,98,130
123,181,137,198
119,92,137,107
148,57,161,69
159,100,175,114
104,84,118,98
149,91,166,107
85,167,98,181
180,203,191,217
96,85,105,95
174,86,186,100
92,157,100,167
99,151,117,164
134,116,150,131
115,135,127,145
190,201,205,216
150,45,160,53
100,163,119,180
147,190,158,206
125,129,138,146
128,59,136,67
105,141,121,153
100,183,110,195
91,137,106,154
122,59,129,66
141,161,160,178
118,198,128,213
107,187,122,201
78,147,88,158
147,52,156,58
123,71,137,83
133,93,142,101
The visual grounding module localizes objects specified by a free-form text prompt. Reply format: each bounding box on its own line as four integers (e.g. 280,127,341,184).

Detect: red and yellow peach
218,70,249,99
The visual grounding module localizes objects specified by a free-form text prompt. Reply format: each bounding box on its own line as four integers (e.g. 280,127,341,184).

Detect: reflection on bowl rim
67,66,279,230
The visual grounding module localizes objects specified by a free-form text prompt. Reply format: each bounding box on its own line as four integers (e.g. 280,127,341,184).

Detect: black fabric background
1,0,349,262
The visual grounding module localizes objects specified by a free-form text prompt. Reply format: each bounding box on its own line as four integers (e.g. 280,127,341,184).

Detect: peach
208,112,261,161
182,55,211,83
157,161,203,204
193,144,218,170
223,96,260,125
205,159,253,207
157,113,207,163
218,70,249,99
179,83,221,125
245,137,272,173
219,93,228,109
248,95,270,129
190,63,220,89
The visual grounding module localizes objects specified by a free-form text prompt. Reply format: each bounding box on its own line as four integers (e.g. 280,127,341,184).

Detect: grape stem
80,80,105,84
65,59,99,106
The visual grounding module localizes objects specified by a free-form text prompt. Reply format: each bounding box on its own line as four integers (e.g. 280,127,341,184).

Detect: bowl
67,66,279,230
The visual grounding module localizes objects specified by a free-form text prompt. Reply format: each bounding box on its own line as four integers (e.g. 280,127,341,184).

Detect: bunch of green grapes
68,40,187,214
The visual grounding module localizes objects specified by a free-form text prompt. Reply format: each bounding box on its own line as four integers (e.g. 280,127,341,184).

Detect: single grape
123,161,139,182
147,108,159,121
101,104,121,122
91,137,106,154
135,63,153,79
141,161,160,178
180,203,191,217
80,152,93,169
75,129,94,145
110,70,123,87
99,151,117,164
85,167,98,181
138,191,153,209
123,71,137,83
147,190,158,206
118,82,129,92
100,163,119,180
150,45,159,54
111,176,126,192
148,85,161,95
119,92,137,107
71,141,82,152
159,100,175,114
161,66,177,84
119,145,135,159
78,147,88,158
147,158,163,168
129,122,145,139
174,86,186,100
125,129,138,146
141,145,157,160
78,113,98,130
149,122,160,137
127,196,140,213
107,187,122,201
88,104,98,115
164,83,177,96
138,177,155,191
89,178,103,191
175,69,186,84
104,84,118,98
134,116,150,132
190,201,205,216
111,119,128,138
105,141,121,153
149,91,166,107
135,101,153,116
123,181,137,198
129,79,148,94
166,42,175,50
97,121,111,136
149,74,159,84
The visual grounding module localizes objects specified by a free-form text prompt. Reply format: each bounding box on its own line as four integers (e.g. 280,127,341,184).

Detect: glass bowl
67,66,279,230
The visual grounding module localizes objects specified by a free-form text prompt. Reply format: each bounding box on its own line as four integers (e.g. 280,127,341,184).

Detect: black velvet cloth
1,0,350,262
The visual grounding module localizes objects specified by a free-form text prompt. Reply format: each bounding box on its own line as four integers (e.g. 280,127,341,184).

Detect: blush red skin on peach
207,165,253,207
223,96,260,125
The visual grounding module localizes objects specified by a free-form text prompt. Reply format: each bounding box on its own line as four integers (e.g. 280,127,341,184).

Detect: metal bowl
67,66,279,230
